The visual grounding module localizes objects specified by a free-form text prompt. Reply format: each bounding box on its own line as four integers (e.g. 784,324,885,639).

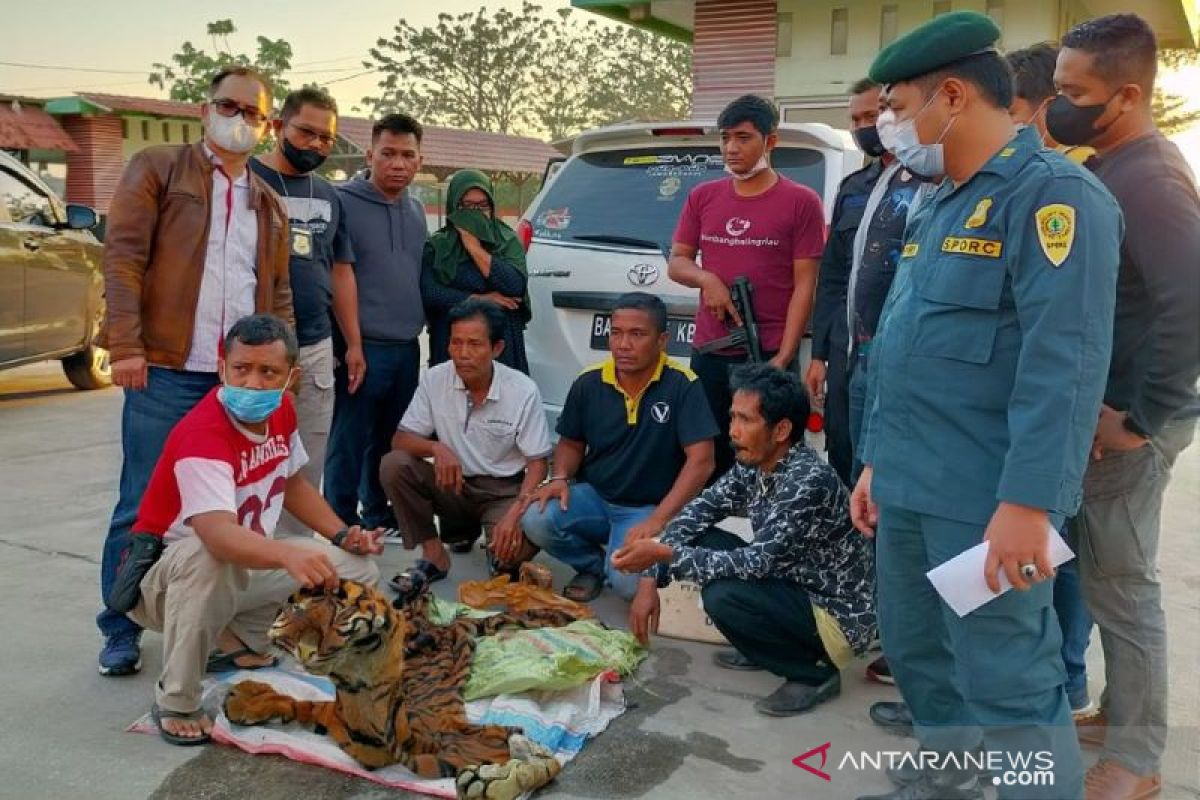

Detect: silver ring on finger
1019,562,1039,581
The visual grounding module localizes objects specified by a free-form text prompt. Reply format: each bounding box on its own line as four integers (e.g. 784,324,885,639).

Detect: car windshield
530,145,826,251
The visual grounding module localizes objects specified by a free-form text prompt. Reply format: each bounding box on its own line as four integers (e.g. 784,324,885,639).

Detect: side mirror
65,204,98,231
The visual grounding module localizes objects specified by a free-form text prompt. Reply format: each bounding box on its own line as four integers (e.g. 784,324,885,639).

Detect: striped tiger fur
222,579,579,797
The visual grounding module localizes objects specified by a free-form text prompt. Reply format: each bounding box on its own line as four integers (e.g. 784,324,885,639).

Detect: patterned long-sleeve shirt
654,443,877,655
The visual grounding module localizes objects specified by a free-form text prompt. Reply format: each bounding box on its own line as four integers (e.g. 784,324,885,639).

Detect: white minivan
516,120,861,430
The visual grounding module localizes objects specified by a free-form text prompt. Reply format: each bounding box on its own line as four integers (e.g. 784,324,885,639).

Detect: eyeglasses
287,122,337,150
458,201,492,211
211,98,267,126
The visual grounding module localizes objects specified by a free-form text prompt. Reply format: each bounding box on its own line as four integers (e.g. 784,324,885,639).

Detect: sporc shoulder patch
1035,204,1075,267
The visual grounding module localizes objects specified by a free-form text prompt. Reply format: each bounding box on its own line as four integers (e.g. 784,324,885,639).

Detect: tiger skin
222,579,580,799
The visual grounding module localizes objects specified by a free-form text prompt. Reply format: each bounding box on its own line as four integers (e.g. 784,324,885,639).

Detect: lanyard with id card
268,165,317,262
289,226,314,260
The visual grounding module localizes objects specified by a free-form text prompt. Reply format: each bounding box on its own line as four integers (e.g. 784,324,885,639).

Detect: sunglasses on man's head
211,98,267,126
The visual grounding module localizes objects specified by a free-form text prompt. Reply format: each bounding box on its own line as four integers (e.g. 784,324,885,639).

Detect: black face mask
281,136,327,173
852,125,887,158
1045,94,1113,147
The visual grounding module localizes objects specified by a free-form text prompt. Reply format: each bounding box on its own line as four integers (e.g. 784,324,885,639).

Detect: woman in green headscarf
421,169,530,372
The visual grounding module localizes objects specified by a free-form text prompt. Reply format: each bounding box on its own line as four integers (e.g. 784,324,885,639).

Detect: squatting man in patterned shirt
612,363,877,717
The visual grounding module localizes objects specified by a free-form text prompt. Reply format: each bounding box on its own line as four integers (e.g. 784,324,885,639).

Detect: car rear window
530,146,825,251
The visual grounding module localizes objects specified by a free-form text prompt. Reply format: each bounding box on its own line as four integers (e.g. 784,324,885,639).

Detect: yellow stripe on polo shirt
600,352,668,425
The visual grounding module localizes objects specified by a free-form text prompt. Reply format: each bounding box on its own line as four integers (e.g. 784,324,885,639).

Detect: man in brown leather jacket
96,65,293,678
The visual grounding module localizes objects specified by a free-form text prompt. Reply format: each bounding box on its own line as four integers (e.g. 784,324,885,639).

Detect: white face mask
887,90,955,181
876,109,900,153
725,154,771,181
205,108,264,154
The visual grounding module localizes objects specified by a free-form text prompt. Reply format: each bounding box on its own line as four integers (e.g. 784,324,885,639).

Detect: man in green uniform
849,12,1122,800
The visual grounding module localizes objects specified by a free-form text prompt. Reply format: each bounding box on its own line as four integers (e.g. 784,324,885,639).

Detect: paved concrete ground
0,361,1196,800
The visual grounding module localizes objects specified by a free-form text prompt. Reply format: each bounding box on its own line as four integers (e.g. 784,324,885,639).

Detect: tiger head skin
269,579,405,689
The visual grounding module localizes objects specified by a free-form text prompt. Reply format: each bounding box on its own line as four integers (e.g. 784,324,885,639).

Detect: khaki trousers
378,449,524,550
128,532,379,714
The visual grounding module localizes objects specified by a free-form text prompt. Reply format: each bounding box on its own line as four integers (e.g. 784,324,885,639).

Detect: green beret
869,11,1001,85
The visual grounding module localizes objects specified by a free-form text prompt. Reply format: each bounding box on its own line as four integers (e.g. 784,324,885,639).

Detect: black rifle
694,276,763,362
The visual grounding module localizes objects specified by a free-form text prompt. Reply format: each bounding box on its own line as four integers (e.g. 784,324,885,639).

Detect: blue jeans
324,340,419,527
1056,522,1093,709
847,347,869,484
98,367,218,639
521,483,653,600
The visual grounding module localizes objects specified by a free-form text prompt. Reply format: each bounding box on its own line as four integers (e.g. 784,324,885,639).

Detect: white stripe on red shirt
135,388,307,543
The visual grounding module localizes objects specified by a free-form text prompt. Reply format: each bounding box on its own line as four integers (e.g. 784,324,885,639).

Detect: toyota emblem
628,263,660,286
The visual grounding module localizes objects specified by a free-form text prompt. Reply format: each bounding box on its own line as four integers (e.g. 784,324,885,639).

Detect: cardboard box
656,579,729,645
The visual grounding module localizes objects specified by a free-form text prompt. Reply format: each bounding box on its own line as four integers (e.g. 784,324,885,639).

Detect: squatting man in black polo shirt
612,364,877,717
522,293,718,602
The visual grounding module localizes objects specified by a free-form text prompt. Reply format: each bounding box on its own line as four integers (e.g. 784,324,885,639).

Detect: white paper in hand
926,527,1075,617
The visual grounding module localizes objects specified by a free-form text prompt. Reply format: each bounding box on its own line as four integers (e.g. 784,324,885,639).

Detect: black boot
713,649,763,671
869,701,914,736
856,770,984,800
754,674,841,717
885,748,988,787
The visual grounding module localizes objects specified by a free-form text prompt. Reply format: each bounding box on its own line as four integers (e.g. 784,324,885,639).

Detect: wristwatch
540,474,571,487
330,527,350,549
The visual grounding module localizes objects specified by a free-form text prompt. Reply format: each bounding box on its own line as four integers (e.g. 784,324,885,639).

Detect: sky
2,0,1197,156
0,0,573,112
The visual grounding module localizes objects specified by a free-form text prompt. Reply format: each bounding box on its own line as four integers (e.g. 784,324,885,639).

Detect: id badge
289,227,314,260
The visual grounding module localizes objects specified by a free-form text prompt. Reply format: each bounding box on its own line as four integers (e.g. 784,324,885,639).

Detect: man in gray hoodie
326,113,428,528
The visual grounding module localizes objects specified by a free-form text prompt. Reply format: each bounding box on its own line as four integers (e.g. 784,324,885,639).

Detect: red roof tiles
337,117,559,175
71,92,557,175
0,100,78,151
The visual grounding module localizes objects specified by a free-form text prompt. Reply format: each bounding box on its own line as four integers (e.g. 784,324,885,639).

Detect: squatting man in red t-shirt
118,314,382,746
668,94,826,479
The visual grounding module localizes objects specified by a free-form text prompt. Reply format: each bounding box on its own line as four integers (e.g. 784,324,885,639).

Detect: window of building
120,118,129,139
182,123,190,144
986,0,1005,39
831,8,849,56
933,1,952,16
162,121,171,143
776,12,793,57
880,4,900,47
140,120,149,140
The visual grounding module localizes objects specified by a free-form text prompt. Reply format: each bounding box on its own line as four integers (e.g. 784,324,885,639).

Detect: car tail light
516,219,533,252
806,411,824,434
651,127,706,137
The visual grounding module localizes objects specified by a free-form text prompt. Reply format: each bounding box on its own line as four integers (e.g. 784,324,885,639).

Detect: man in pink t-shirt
669,95,826,476
117,315,382,746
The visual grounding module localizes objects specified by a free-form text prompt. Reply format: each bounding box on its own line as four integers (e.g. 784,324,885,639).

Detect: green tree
361,4,692,140
1153,49,1200,135
588,24,691,126
362,3,544,135
149,19,294,105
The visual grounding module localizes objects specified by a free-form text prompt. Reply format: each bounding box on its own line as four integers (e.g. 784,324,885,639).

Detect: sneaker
1076,708,1107,748
98,632,142,676
1072,699,1098,720
866,655,896,685
857,771,984,800
1084,759,1161,800
380,527,405,545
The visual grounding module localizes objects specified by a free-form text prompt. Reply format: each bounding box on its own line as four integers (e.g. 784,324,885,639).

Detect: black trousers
696,530,837,686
